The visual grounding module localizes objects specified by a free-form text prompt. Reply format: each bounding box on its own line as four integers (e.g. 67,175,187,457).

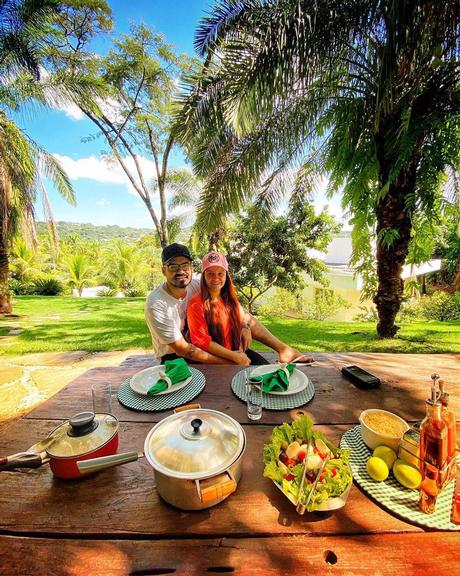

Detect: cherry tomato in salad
297,451,306,462
284,473,295,481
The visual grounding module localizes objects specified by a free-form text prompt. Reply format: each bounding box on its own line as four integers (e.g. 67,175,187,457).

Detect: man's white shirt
144,277,201,359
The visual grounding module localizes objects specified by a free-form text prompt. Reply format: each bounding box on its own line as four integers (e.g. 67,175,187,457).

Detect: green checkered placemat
117,367,205,412
340,425,460,531
231,367,315,410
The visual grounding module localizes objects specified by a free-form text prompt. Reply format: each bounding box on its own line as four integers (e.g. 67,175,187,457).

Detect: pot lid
46,412,118,458
144,409,245,479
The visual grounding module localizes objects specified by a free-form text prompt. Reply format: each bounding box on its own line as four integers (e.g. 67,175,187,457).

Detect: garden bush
33,277,64,296
418,291,460,321
303,290,351,321
97,287,118,297
258,288,350,321
257,288,300,317
8,277,36,295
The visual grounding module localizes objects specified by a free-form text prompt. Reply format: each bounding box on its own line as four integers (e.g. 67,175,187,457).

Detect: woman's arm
208,341,250,365
238,303,252,351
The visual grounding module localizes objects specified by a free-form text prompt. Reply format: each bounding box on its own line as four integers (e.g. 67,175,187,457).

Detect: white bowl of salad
263,414,353,513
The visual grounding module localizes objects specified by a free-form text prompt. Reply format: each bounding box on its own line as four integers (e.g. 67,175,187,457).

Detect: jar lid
144,408,245,479
47,412,118,458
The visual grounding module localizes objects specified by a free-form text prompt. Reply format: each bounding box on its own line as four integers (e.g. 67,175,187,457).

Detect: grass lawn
1,296,459,355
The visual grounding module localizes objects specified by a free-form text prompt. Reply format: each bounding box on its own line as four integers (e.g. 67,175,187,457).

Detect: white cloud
59,101,85,120
53,153,157,197
96,198,109,206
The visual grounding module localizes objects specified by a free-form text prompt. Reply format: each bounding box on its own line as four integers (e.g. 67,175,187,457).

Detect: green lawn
1,296,459,355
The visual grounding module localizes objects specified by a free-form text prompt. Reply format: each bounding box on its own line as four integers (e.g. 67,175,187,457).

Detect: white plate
129,365,192,396
250,364,309,396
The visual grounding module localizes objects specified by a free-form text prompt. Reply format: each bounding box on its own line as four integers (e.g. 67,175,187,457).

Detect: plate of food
263,414,353,512
129,365,192,396
250,364,310,396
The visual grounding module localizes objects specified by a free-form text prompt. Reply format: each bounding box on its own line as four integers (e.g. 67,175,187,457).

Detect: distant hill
36,221,155,243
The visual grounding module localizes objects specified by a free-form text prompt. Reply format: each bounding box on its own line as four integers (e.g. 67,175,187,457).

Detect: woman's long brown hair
200,270,242,350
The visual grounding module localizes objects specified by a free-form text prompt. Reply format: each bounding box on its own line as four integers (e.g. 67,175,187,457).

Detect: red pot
46,412,119,479
0,412,119,480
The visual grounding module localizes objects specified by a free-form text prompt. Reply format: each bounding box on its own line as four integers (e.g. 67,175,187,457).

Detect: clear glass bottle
418,466,439,514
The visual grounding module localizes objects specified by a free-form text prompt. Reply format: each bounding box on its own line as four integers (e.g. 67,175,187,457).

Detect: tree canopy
176,0,460,338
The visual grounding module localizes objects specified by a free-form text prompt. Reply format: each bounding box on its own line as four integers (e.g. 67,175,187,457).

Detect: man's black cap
161,243,192,264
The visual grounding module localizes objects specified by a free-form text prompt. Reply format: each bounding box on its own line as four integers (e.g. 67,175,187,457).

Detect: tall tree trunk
374,175,414,338
454,251,460,291
0,229,12,314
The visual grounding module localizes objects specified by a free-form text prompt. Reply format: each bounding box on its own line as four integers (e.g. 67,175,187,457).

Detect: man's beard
169,275,191,288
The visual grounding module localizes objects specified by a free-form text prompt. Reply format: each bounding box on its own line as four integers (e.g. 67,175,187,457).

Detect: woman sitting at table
187,252,303,365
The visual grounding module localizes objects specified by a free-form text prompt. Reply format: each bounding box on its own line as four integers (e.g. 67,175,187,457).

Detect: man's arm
168,337,230,364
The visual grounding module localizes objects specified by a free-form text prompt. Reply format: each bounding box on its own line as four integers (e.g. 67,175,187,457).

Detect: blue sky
23,0,343,229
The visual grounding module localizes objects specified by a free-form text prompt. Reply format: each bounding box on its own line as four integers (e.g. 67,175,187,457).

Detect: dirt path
0,348,150,425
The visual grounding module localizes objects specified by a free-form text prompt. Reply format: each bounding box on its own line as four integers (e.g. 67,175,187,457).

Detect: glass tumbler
91,381,113,415
246,380,263,421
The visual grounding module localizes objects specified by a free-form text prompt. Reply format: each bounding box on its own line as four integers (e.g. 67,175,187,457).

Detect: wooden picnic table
1,352,459,575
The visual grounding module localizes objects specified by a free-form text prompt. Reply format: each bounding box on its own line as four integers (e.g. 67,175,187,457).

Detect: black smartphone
341,365,381,389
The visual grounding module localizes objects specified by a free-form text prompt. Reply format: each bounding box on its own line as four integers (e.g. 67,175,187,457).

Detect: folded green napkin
248,364,295,393
147,358,192,396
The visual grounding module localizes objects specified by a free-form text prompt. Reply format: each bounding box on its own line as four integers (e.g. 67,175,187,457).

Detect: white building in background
303,232,441,321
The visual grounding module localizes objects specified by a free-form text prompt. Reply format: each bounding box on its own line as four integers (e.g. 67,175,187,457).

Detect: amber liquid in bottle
419,466,439,514
439,391,457,463
439,386,457,484
419,400,447,478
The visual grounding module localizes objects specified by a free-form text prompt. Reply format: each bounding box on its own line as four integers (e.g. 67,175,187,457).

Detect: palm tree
101,240,150,295
0,0,80,313
176,0,460,338
66,253,93,296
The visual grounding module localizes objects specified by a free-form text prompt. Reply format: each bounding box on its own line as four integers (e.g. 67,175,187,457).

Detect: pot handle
195,472,237,504
77,451,143,475
174,403,201,413
0,451,48,471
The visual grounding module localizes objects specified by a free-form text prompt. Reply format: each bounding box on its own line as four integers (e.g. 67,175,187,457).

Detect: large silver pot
145,406,246,510
77,405,246,510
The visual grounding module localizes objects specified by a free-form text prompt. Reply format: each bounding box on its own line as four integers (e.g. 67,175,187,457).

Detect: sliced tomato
297,451,306,462
284,473,295,481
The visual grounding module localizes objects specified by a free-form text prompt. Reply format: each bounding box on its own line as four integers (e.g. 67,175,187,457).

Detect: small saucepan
0,412,119,480
77,405,247,510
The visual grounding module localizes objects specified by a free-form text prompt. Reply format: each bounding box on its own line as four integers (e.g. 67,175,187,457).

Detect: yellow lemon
393,458,422,490
366,456,389,481
373,445,397,471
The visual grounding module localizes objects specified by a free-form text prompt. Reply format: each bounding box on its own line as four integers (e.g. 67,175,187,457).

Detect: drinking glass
246,380,263,421
92,381,113,415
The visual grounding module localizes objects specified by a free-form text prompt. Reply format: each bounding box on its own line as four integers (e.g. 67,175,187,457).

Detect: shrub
397,299,425,322
124,285,147,297
418,291,460,321
303,290,351,321
353,305,379,322
257,288,301,317
8,277,36,295
97,287,117,297
33,277,64,296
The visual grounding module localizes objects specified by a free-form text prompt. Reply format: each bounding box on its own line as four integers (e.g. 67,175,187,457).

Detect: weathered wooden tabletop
1,352,459,575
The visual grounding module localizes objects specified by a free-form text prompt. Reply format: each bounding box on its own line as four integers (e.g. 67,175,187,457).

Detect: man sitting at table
145,243,314,365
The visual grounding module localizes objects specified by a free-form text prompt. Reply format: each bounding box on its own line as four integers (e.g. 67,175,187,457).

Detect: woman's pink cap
201,252,229,272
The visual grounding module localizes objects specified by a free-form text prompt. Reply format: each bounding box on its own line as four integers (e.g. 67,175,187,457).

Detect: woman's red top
187,292,234,351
